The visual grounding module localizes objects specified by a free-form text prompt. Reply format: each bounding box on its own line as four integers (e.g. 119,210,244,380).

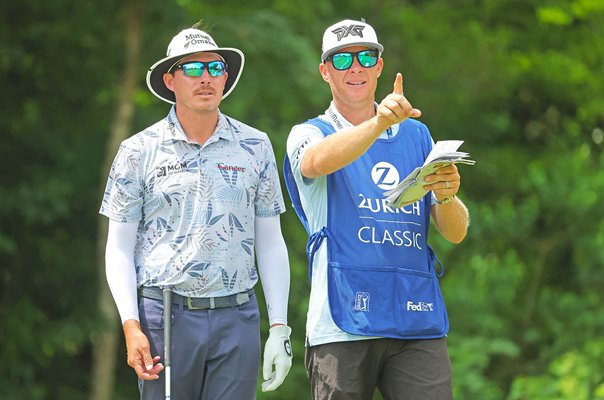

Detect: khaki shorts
305,337,452,400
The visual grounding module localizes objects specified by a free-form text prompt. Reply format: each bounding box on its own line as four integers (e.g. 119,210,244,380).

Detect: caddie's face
320,45,383,108
163,52,229,113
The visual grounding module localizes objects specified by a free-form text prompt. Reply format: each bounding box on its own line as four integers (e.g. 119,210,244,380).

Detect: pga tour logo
371,162,400,190
354,292,370,312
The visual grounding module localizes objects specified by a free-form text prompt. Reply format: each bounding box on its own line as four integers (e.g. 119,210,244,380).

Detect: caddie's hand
123,319,164,380
262,325,293,392
376,73,422,130
423,164,461,202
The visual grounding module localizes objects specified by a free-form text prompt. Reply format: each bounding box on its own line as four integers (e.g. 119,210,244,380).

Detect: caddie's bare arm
301,73,421,179
424,165,469,244
106,220,165,380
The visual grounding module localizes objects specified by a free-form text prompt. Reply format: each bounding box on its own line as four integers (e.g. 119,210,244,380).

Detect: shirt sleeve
286,123,325,185
255,135,286,217
99,139,144,223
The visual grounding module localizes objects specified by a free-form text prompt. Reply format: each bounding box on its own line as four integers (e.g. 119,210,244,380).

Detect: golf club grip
163,289,172,399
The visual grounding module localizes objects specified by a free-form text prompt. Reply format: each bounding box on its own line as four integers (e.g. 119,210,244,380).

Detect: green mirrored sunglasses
327,50,379,71
172,61,227,77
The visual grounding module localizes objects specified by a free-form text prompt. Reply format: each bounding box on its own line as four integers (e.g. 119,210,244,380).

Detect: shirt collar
327,102,353,129
326,102,399,138
165,106,235,143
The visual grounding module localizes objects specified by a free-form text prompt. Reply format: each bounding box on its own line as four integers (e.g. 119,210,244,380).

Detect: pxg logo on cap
332,24,365,41
321,19,384,61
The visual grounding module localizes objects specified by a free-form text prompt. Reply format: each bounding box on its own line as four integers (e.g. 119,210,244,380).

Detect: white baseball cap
146,28,245,104
321,19,384,62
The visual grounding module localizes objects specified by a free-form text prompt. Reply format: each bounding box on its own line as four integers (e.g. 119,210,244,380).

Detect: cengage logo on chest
156,162,187,177
217,163,246,173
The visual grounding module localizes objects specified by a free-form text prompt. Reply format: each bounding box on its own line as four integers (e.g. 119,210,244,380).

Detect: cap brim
146,48,244,104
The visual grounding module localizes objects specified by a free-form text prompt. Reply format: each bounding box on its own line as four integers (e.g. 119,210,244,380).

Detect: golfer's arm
105,220,140,323
255,215,290,327
301,116,388,178
430,197,469,244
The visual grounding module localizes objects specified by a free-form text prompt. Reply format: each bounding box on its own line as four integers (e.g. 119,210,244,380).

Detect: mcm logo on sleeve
332,24,365,41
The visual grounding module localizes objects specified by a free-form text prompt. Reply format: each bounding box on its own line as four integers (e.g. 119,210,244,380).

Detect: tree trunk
90,1,142,399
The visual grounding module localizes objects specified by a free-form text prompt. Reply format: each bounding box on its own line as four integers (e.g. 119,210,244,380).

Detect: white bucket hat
321,19,384,62
146,28,245,104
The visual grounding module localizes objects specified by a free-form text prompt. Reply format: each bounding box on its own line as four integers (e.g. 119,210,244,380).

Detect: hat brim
146,48,244,104
321,42,384,62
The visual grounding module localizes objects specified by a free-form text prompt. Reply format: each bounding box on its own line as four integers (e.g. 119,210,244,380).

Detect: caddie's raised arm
301,72,421,179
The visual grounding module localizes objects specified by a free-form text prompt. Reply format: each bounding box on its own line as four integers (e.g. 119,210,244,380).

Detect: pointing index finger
393,72,403,95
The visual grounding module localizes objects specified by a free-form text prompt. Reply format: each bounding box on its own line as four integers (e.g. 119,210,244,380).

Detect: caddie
284,18,470,400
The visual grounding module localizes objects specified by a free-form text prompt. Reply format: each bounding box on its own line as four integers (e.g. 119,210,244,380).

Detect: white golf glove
262,325,293,392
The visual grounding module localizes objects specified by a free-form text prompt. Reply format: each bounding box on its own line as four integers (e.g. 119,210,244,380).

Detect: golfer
100,22,292,399
284,18,469,399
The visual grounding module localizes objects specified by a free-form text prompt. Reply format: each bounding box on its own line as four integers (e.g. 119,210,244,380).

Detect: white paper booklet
384,140,475,208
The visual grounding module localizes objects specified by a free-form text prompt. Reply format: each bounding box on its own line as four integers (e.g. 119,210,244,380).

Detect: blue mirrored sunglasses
327,50,379,71
172,61,227,77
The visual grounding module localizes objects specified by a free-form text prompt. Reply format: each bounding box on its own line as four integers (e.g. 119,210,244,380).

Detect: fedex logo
406,301,434,312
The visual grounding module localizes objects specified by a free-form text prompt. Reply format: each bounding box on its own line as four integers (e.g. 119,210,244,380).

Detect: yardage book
384,140,475,208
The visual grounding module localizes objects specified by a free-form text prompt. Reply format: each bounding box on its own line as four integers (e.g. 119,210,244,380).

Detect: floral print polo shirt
100,107,285,297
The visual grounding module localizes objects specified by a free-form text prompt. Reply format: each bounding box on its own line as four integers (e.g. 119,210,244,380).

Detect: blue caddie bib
284,117,449,339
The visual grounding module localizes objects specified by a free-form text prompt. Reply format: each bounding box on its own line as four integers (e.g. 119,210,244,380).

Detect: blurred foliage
1,0,603,399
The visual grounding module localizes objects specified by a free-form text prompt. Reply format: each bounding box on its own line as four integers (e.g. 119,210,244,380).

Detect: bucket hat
146,28,244,104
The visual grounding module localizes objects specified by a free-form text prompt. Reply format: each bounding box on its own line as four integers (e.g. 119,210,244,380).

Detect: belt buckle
186,296,195,310
186,296,207,310
236,292,250,305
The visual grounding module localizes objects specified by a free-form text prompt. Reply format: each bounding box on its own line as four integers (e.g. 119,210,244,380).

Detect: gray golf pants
306,337,452,400
138,293,261,400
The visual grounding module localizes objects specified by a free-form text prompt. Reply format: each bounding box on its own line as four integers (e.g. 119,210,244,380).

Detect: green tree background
1,0,603,399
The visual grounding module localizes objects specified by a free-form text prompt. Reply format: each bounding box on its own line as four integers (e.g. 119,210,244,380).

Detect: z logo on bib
371,162,399,190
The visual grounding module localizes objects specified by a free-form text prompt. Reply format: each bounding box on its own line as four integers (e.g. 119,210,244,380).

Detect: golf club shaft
163,288,172,400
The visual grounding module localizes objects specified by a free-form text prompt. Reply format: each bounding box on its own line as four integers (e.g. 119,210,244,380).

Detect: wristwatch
435,195,455,205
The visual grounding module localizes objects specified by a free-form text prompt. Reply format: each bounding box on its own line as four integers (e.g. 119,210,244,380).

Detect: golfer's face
321,45,383,106
165,52,228,113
